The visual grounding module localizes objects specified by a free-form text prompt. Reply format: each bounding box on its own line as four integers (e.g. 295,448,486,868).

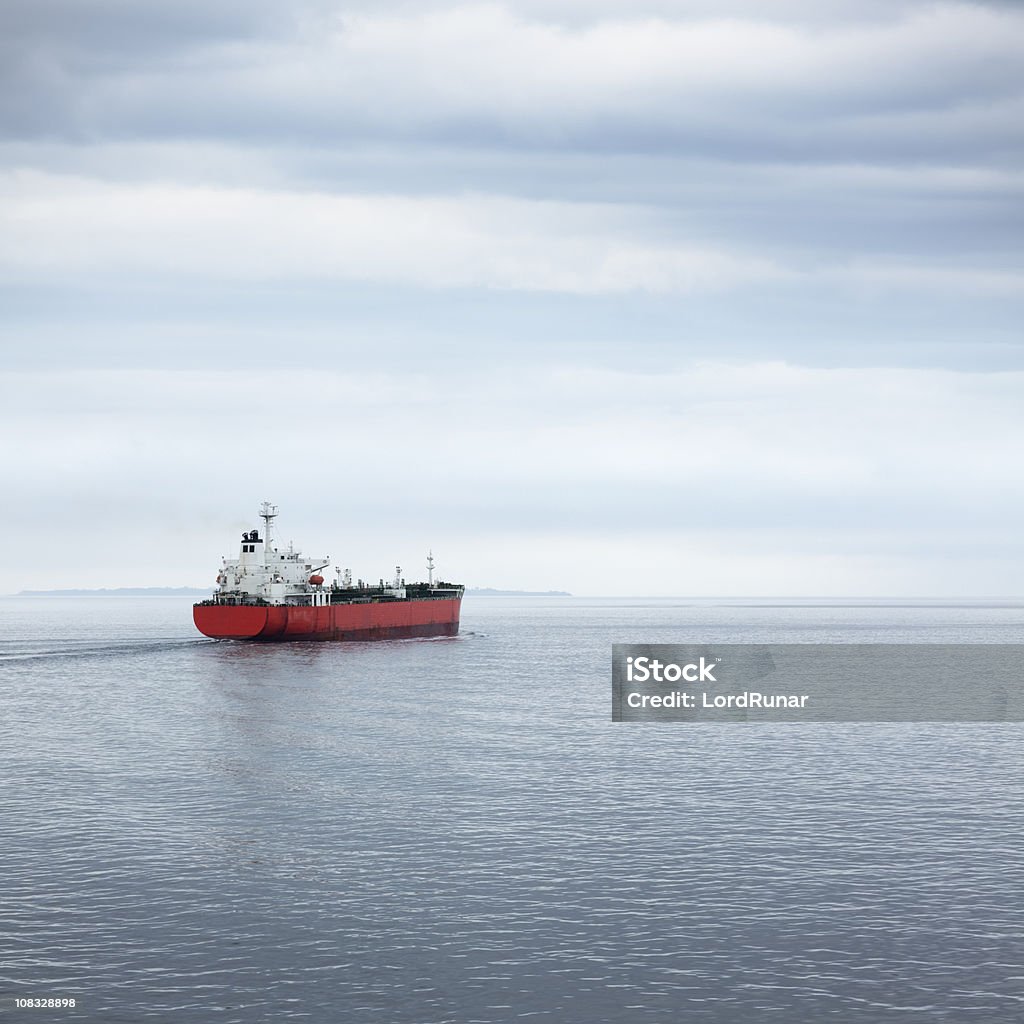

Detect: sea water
1,596,1023,1023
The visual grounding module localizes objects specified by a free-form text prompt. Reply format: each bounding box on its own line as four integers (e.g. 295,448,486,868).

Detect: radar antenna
259,501,278,548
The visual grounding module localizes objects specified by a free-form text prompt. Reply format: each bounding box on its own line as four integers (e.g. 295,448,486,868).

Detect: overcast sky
2,0,1023,595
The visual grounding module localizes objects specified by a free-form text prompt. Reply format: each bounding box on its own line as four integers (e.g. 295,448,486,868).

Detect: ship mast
259,501,278,549
427,550,435,586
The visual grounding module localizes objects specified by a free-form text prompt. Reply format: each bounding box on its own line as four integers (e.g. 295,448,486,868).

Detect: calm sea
2,596,1023,1023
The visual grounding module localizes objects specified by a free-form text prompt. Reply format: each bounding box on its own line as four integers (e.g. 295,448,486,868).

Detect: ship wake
0,638,216,663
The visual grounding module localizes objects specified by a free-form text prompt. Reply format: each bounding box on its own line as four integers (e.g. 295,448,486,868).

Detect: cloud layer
4,363,1023,593
5,2,1023,162
2,1,1022,593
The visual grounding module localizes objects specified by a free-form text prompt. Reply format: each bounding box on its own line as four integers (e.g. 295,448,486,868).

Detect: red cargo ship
193,503,463,641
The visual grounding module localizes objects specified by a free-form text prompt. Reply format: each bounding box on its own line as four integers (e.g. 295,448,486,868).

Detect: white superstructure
215,502,331,606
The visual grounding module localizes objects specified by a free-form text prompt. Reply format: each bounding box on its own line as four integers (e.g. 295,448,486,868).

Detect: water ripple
1,597,1023,1022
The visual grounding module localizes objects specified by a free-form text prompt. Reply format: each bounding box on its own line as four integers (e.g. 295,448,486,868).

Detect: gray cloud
2,1,1022,594
2,2,1021,167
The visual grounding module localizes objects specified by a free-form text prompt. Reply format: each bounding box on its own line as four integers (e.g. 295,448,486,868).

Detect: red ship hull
193,597,461,641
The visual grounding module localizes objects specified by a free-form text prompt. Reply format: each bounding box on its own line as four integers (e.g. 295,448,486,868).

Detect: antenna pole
259,501,278,548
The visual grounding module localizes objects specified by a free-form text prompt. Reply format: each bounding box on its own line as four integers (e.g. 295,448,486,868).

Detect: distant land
15,586,571,597
467,588,571,597
16,587,210,597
